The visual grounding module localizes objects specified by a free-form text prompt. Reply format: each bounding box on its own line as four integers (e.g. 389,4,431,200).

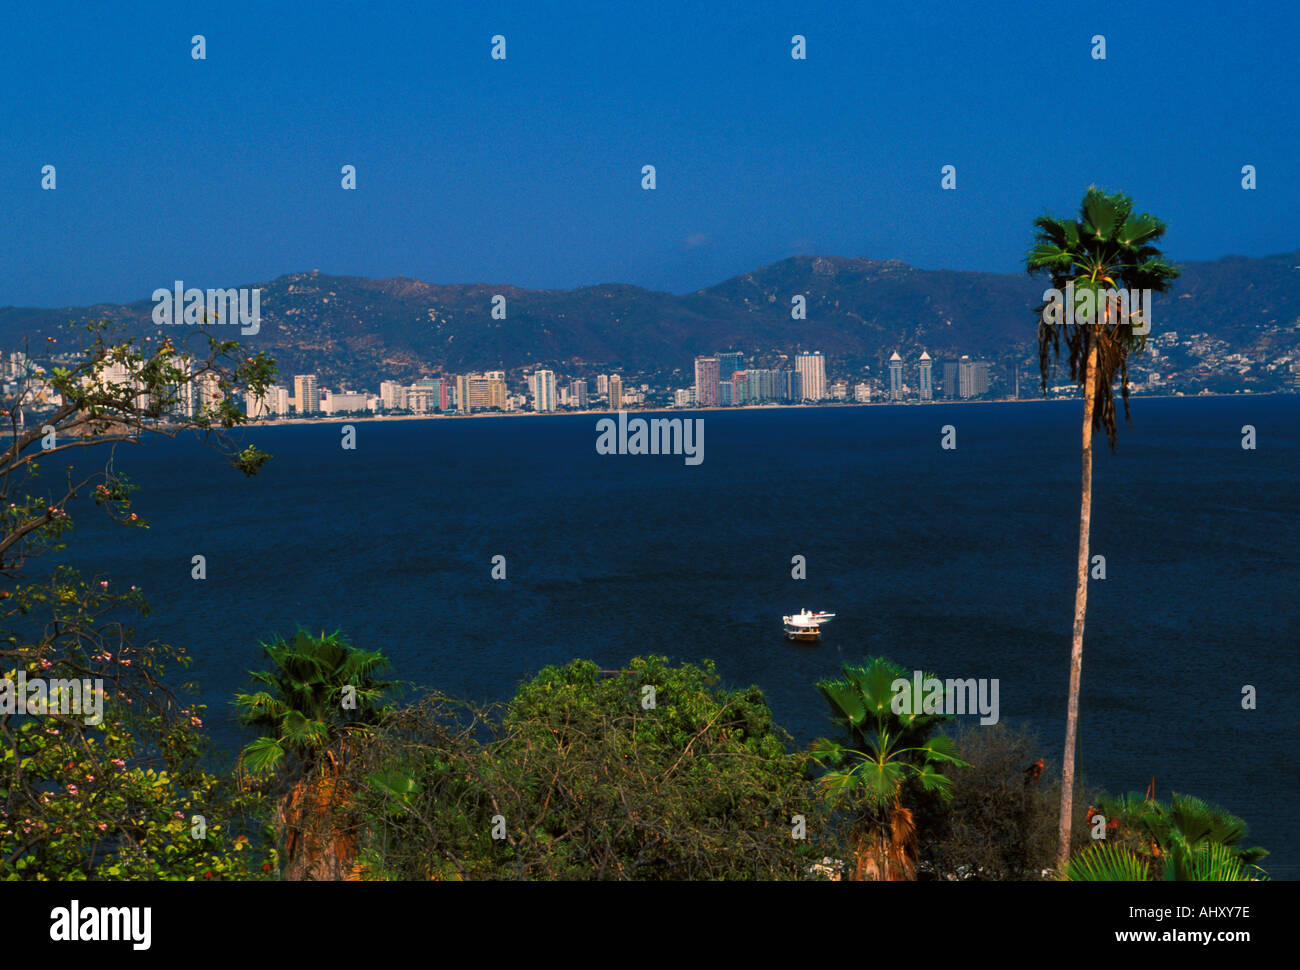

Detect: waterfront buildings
919,351,933,401
889,352,904,401
608,374,623,410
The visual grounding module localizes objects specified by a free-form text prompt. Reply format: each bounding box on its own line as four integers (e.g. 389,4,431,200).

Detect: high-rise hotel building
456,373,508,412
919,351,933,401
293,374,319,414
569,379,588,409
957,356,990,398
608,374,623,410
888,352,904,401
693,356,720,406
794,351,826,402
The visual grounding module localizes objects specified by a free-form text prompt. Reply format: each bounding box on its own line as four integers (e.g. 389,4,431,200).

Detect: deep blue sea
49,396,1300,875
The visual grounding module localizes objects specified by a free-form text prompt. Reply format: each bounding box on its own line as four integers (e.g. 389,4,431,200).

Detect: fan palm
811,658,968,879
234,628,393,879
1097,790,1268,877
1063,841,1265,882
1025,187,1180,871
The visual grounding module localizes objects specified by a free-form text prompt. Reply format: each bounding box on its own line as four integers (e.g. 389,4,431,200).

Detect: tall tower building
293,374,319,414
942,361,959,399
570,379,588,409
608,374,623,410
956,357,989,399
919,351,933,401
730,371,747,405
693,356,720,407
888,352,904,401
717,351,745,380
794,352,826,402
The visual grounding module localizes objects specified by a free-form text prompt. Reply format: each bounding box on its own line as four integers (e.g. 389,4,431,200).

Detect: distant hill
2,252,1298,389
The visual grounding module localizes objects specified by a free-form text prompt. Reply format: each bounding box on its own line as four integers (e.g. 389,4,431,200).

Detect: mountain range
3,252,1298,389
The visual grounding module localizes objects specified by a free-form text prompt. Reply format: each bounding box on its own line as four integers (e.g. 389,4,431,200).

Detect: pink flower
65,785,78,795
111,758,125,768
190,716,202,727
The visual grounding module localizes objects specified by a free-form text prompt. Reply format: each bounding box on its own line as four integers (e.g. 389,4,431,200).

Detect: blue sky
1,0,1296,306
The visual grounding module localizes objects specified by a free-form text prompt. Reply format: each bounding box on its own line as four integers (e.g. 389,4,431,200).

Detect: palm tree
811,658,968,880
1025,187,1180,870
1096,790,1268,878
234,628,393,879
1064,841,1266,882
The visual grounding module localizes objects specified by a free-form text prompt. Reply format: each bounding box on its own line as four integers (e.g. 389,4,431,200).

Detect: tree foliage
334,657,831,880
0,321,277,879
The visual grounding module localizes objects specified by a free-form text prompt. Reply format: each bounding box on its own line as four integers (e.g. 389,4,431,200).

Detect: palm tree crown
1027,185,1180,449
235,628,393,778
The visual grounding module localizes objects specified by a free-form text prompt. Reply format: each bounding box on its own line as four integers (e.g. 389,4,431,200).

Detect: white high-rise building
794,352,827,402
380,381,406,410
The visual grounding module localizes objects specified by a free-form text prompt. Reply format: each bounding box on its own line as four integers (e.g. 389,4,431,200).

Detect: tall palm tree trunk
1057,337,1099,870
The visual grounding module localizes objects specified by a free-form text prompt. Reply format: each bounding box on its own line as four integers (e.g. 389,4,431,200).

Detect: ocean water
45,395,1300,874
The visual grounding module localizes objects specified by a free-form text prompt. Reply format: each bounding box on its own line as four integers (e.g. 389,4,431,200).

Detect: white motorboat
783,608,836,641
